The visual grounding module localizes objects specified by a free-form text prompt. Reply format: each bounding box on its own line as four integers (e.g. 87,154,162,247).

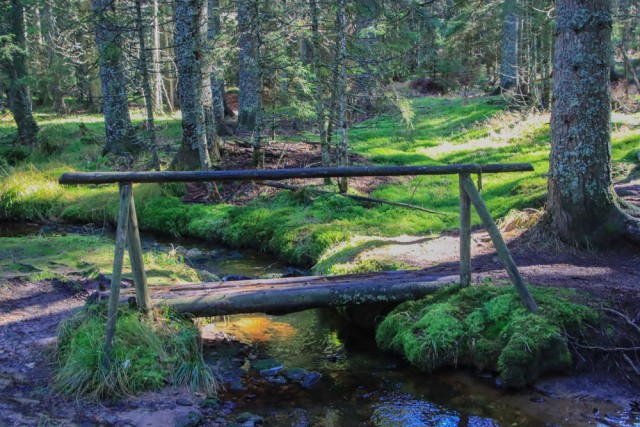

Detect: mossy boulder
376,285,597,387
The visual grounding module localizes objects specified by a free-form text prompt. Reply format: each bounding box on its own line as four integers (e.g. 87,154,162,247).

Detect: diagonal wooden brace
459,174,538,313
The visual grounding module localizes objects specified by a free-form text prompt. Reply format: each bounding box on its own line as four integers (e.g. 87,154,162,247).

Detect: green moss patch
376,284,597,387
0,235,201,285
55,306,218,400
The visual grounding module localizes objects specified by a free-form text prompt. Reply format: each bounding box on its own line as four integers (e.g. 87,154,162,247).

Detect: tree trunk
172,0,213,171
309,0,330,168
152,0,164,114
92,0,139,156
548,0,640,246
208,0,230,135
337,0,349,193
237,0,261,131
499,0,519,91
135,0,161,171
2,0,39,146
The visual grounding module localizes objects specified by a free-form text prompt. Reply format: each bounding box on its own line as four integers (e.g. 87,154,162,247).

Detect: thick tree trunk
172,0,213,171
2,0,39,146
499,0,519,91
237,0,261,131
92,0,139,156
548,0,640,246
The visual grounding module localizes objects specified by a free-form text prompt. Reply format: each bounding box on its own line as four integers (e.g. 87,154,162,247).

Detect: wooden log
256,180,453,216
459,174,472,287
58,163,534,185
149,273,458,317
126,188,151,314
103,183,132,360
460,175,538,312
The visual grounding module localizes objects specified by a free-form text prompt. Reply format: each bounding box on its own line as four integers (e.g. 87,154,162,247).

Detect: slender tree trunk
237,0,261,131
2,0,39,146
92,0,139,156
152,0,164,114
39,0,67,113
310,0,330,168
548,0,639,246
500,0,519,91
172,0,212,171
337,0,349,193
207,0,230,135
135,0,161,170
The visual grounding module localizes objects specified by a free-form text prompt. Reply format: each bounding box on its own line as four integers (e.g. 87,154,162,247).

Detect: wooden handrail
58,163,533,185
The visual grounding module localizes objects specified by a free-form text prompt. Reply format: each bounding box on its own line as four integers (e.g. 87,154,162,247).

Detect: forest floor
1,94,639,425
1,222,639,425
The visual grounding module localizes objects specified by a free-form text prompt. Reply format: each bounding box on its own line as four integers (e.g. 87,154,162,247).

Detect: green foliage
0,99,638,274
376,285,597,387
55,305,218,400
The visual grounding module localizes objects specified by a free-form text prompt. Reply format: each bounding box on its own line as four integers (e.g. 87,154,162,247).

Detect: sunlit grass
0,97,638,271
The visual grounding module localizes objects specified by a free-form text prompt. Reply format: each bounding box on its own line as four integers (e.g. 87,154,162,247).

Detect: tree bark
337,0,349,193
172,0,213,171
499,0,519,91
2,0,39,146
208,0,231,135
92,0,139,156
152,0,164,114
548,0,640,246
310,0,331,169
135,0,161,171
237,0,261,131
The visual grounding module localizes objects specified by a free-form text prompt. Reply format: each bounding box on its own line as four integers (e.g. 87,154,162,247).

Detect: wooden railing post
103,183,132,362
459,174,472,287
459,175,538,313
127,187,151,315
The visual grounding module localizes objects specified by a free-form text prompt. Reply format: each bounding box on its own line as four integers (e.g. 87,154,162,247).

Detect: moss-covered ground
376,284,599,387
0,234,201,285
1,98,638,272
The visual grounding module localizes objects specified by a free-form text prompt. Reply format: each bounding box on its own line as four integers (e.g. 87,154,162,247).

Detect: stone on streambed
284,368,322,389
236,412,264,426
174,411,203,427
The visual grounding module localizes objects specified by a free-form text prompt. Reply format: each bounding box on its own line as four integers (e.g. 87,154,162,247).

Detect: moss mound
55,306,218,400
376,285,597,387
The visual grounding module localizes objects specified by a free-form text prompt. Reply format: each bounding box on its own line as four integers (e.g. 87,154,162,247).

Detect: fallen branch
602,306,640,336
255,180,454,216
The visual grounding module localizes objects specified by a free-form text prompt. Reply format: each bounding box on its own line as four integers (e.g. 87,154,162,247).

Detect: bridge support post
103,183,132,362
126,188,151,315
459,174,472,287
459,174,538,313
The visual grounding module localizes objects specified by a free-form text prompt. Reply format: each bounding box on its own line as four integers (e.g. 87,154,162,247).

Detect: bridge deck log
118,270,458,317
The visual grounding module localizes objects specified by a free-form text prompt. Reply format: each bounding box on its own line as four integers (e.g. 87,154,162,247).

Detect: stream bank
0,223,638,426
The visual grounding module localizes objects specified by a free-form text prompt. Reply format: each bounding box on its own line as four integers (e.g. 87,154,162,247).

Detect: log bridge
59,163,537,355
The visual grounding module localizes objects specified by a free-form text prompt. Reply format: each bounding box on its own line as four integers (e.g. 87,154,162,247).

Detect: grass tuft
55,305,219,401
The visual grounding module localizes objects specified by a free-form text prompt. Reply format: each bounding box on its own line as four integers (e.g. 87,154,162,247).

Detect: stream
2,222,638,427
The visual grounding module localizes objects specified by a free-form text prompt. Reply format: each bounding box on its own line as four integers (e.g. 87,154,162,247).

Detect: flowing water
1,222,637,427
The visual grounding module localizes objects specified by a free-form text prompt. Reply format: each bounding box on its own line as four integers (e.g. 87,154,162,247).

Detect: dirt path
0,278,215,426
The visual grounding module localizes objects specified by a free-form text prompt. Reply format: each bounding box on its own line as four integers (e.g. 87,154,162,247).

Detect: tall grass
55,305,219,400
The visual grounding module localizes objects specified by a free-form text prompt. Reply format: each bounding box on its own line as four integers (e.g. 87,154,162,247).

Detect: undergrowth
55,305,218,400
376,284,598,387
1,98,638,271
